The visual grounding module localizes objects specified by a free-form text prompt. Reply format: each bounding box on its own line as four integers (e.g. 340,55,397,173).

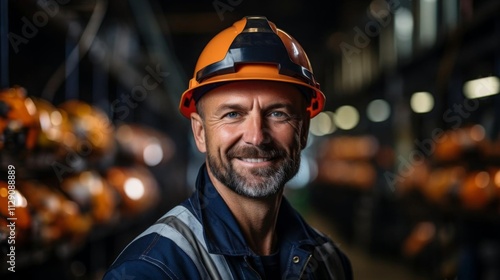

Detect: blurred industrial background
1,0,500,279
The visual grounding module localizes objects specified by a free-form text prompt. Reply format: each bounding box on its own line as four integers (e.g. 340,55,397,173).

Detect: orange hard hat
179,16,325,119
0,86,38,151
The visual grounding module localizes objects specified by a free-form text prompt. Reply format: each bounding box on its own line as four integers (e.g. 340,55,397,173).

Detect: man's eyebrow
213,103,247,115
214,102,297,114
264,102,296,112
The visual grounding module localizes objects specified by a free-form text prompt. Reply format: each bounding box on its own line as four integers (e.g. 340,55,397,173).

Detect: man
104,16,352,279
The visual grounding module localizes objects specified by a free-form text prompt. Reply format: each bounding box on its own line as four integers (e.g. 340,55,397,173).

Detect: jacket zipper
244,256,263,280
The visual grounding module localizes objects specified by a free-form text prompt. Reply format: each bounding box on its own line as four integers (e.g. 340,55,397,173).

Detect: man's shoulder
103,212,203,279
117,204,201,258
103,236,203,280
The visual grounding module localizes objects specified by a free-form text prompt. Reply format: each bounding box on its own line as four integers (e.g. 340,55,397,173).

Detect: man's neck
210,176,283,255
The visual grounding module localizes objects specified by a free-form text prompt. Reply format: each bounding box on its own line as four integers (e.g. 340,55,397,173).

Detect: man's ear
191,112,207,153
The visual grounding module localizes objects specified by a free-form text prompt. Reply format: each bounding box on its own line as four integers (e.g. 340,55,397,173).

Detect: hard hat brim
179,64,325,119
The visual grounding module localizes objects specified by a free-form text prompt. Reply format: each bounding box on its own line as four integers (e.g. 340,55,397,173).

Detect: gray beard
207,145,300,198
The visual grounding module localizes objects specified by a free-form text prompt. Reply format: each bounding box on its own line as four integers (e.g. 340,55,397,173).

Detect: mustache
227,145,287,159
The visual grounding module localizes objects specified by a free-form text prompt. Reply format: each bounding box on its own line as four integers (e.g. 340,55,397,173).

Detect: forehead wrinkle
198,81,307,115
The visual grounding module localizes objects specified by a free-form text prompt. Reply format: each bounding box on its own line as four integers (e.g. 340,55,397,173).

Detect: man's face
191,81,310,198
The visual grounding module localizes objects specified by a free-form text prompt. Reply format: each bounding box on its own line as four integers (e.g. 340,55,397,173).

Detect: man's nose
242,114,270,146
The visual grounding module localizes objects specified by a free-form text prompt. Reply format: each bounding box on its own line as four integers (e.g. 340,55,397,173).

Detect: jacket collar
185,164,328,256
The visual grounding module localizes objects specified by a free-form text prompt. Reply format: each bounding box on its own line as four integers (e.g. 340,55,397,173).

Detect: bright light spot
394,7,414,58
81,171,103,195
410,92,434,113
14,191,28,208
419,0,437,47
335,106,359,130
367,99,391,122
51,111,63,126
46,196,62,212
143,139,164,166
39,111,51,131
395,7,413,41
463,76,500,99
494,170,500,188
470,124,485,142
124,178,145,200
310,111,336,136
475,172,490,189
25,98,37,116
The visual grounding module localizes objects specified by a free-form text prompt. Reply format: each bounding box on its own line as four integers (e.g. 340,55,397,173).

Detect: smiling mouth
239,158,271,163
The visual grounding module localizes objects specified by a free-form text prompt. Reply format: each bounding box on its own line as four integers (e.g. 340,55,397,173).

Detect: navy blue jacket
104,164,353,279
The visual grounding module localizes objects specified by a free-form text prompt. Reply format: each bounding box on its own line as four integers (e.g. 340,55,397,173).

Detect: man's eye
225,112,240,118
270,111,286,118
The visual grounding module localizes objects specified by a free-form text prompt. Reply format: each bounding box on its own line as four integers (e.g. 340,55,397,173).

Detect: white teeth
241,158,268,163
